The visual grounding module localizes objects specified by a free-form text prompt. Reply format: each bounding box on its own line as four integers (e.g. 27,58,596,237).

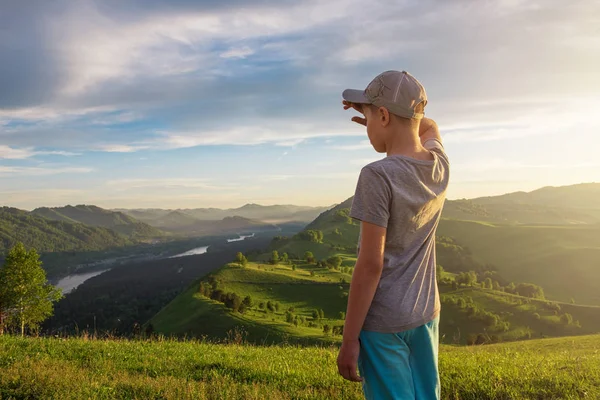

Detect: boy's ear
378,107,391,127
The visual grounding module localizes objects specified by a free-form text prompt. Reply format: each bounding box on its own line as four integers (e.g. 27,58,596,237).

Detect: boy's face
363,105,387,154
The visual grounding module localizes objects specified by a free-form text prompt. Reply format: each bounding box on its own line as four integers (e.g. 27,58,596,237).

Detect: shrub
242,295,253,307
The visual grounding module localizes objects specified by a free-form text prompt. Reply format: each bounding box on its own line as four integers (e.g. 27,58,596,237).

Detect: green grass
151,260,600,346
437,219,600,305
151,262,351,345
0,334,599,399
439,287,600,344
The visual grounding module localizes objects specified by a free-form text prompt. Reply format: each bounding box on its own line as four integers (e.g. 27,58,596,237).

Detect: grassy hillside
0,334,598,399
437,219,600,305
272,191,600,306
150,259,600,346
150,261,354,345
0,206,134,253
32,205,165,238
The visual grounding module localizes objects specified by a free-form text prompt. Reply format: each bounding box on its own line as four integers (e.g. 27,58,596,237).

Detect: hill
473,182,600,209
119,204,329,226
436,219,600,305
0,207,133,254
149,215,280,237
150,260,600,346
32,205,164,238
271,184,600,305
443,183,600,224
0,334,598,399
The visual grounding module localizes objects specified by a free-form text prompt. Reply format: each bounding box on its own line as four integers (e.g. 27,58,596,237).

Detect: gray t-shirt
350,138,450,333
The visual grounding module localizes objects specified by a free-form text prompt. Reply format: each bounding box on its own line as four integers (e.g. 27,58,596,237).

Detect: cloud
0,166,93,177
220,46,255,59
95,144,149,153
0,145,81,159
0,0,598,210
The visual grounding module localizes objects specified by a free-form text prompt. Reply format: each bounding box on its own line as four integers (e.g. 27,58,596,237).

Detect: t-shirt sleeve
423,138,449,163
349,165,391,228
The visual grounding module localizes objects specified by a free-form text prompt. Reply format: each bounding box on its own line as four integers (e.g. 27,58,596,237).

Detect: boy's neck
385,128,432,160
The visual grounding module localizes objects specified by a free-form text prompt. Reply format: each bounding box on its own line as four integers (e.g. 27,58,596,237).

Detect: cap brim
342,89,371,104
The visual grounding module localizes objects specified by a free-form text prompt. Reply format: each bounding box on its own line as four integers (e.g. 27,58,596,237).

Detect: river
169,245,210,258
55,233,256,294
227,233,255,242
55,269,111,294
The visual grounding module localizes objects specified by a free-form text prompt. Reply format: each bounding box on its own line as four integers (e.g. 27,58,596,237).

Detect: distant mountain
444,183,600,225
0,207,133,253
163,215,279,236
118,204,329,226
32,205,165,238
471,183,600,209
149,210,199,230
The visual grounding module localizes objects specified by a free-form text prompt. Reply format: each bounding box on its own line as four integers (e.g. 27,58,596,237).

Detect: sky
1,0,599,210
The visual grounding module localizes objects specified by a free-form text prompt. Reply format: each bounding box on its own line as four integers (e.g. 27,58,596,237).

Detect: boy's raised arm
418,117,441,146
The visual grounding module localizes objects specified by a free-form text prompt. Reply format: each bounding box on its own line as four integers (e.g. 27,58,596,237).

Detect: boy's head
342,70,427,153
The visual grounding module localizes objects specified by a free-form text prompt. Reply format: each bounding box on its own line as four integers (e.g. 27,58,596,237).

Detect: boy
337,70,449,399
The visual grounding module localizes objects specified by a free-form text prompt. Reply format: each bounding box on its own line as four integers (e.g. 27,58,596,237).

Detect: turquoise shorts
358,317,440,400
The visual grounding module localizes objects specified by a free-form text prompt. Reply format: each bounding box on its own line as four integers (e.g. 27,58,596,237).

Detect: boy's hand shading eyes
342,100,367,126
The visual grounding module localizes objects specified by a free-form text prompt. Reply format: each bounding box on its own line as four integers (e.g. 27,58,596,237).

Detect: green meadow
1,334,598,399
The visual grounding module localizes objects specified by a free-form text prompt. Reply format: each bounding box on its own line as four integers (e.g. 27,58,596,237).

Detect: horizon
4,180,599,212
1,1,599,209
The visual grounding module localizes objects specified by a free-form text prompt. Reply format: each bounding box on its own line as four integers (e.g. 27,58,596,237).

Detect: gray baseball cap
342,70,427,119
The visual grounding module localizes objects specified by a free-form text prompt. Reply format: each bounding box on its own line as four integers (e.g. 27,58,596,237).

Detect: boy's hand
337,339,363,382
418,117,442,144
343,100,367,126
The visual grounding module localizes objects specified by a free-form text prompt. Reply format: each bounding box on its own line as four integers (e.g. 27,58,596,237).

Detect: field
0,334,598,399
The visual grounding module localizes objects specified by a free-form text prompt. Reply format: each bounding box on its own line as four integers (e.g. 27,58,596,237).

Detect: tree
0,243,63,336
515,283,545,299
436,265,445,283
242,295,253,307
319,309,325,319
456,271,477,287
339,311,346,320
223,292,242,312
323,324,331,335
327,256,343,270
560,313,573,326
281,253,289,264
483,277,493,290
304,251,315,264
505,282,516,294
291,264,296,271
235,252,244,264
312,309,320,320
270,251,280,265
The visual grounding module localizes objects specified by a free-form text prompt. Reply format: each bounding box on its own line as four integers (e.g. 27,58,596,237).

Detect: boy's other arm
337,221,385,382
419,117,441,145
